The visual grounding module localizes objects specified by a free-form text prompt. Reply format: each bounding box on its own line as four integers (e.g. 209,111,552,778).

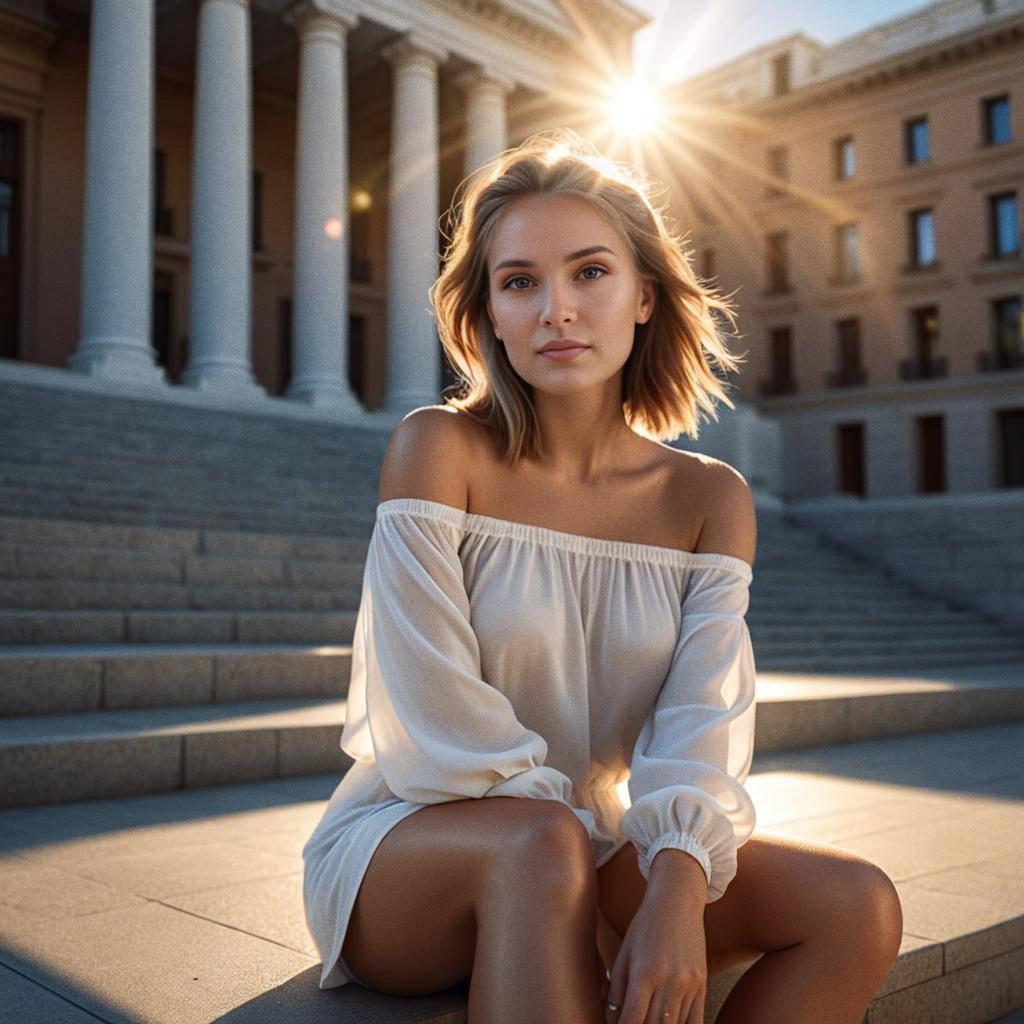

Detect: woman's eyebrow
492,245,615,273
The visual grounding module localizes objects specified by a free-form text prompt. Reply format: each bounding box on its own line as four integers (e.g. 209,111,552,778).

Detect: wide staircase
0,376,1022,1023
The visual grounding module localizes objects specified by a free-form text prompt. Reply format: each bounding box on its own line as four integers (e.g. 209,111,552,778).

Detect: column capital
381,32,448,72
284,0,358,36
453,65,515,96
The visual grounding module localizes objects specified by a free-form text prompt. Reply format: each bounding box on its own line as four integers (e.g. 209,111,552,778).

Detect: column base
68,338,168,386
284,375,365,415
180,358,266,398
377,390,445,420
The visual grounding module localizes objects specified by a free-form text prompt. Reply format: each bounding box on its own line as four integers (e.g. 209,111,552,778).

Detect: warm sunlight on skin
607,77,664,138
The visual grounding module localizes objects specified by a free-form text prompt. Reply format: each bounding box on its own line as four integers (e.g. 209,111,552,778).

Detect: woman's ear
486,296,502,340
636,278,656,324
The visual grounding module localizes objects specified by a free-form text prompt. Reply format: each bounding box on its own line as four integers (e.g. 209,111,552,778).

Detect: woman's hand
604,852,708,1024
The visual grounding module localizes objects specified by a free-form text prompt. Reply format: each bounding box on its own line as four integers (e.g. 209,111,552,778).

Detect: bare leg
339,796,605,1023
597,832,904,1024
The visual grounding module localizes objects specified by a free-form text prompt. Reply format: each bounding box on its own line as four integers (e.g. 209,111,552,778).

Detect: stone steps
0,723,1021,1022
0,578,365,611
2,673,1022,809
0,643,352,714
0,608,359,645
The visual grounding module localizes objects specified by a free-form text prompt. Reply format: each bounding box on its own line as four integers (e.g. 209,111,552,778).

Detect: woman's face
484,193,655,396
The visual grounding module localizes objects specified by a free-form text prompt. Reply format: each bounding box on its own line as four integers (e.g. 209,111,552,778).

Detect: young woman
303,130,903,1024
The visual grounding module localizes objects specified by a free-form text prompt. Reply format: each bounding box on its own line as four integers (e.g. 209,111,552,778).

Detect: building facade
0,0,645,417
663,0,1024,499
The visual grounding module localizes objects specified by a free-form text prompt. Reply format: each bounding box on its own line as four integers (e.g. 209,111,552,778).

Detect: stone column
283,1,361,411
380,34,448,415
69,0,164,383
182,0,263,395
457,67,513,176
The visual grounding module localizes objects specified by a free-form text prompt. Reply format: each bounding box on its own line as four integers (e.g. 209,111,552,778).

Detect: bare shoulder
668,449,756,568
378,405,485,508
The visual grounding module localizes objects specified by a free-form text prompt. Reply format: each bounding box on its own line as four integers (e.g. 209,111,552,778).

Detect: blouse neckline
376,497,753,579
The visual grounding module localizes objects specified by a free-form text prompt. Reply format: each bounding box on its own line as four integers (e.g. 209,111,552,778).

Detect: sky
630,0,939,84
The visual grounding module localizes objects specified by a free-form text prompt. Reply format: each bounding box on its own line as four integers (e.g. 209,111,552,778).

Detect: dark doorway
0,118,21,359
837,422,866,496
917,415,945,492
276,297,292,396
152,270,181,382
999,408,1024,487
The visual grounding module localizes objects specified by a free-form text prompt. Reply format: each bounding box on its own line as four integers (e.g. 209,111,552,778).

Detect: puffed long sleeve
340,505,597,832
620,562,757,902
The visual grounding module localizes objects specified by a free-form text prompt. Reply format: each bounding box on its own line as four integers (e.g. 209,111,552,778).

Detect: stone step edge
0,514,375,556
1,688,1022,807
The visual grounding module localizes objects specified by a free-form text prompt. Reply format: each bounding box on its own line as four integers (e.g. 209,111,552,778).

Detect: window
837,318,861,370
901,305,946,380
913,306,941,364
766,145,788,197
909,208,936,268
993,296,1023,365
983,94,1012,145
834,136,855,180
772,52,791,96
989,192,1020,258
833,223,861,283
905,117,930,164
826,319,866,388
765,232,791,293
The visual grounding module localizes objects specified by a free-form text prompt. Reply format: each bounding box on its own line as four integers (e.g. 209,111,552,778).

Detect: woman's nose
541,284,577,327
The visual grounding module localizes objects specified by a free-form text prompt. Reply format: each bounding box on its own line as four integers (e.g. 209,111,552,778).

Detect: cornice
746,13,1024,115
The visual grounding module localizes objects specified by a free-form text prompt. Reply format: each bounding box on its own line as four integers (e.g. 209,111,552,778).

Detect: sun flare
607,77,664,138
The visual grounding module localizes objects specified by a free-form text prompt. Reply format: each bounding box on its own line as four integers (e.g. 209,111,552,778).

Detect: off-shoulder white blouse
302,497,757,989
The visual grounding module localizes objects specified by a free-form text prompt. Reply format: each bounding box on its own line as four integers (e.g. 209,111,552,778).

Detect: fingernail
606,968,611,980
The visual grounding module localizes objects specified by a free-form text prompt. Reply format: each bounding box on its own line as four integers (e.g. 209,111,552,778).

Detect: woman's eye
503,266,606,290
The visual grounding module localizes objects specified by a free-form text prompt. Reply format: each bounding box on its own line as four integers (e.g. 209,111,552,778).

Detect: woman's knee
818,856,903,965
484,798,596,904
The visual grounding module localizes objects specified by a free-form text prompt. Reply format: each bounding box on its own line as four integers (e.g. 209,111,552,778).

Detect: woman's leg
341,795,605,1024
596,831,903,1024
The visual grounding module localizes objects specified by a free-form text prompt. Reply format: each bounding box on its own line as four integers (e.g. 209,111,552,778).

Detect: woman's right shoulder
378,405,487,508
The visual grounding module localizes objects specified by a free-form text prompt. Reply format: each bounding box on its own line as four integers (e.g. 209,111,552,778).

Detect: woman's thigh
597,830,901,975
341,795,592,996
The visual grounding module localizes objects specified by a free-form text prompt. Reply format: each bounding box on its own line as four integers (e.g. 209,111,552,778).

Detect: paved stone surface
0,726,1021,1022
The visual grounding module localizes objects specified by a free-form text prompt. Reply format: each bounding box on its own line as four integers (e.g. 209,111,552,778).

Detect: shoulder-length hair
429,128,745,463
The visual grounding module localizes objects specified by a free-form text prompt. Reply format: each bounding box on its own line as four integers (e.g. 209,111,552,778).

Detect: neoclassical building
660,0,1024,498
0,0,646,418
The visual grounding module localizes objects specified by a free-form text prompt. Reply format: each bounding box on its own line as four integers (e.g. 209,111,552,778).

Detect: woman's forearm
647,847,709,910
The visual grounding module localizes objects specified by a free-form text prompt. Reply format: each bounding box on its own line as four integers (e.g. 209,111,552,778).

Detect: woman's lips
539,346,588,361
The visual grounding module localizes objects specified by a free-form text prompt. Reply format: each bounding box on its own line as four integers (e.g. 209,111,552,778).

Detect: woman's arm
608,466,758,1024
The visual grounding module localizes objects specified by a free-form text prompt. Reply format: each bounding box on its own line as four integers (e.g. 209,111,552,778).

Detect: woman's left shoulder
667,452,756,568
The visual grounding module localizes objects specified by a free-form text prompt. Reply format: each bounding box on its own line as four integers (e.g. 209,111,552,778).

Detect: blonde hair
429,128,745,463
